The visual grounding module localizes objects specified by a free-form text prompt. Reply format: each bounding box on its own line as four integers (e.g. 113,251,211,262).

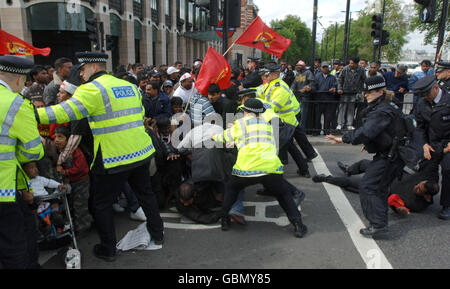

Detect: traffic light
371,14,383,46
381,30,390,46
86,17,99,50
105,35,116,51
414,0,436,23
209,0,219,26
228,0,241,28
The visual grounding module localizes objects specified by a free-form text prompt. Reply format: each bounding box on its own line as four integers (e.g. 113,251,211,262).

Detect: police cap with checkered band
75,51,108,68
0,55,34,75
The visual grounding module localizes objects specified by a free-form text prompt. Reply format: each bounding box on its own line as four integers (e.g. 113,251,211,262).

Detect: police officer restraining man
36,52,164,262
436,62,450,92
326,76,405,238
213,98,308,238
0,56,44,268
413,75,450,220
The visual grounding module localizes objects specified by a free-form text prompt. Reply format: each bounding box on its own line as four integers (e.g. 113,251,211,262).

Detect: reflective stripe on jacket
0,85,44,202
37,74,154,170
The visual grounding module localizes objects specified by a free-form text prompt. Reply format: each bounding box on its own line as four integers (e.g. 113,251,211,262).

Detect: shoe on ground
312,174,328,183
112,203,125,213
336,125,342,131
230,214,247,226
297,170,311,178
347,126,355,131
292,190,306,207
221,216,231,231
152,233,164,246
307,152,319,162
359,226,388,238
293,222,308,238
438,207,450,220
93,244,116,262
337,161,351,176
130,207,147,222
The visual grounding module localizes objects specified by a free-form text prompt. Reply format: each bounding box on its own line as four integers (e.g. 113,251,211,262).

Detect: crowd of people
0,48,449,268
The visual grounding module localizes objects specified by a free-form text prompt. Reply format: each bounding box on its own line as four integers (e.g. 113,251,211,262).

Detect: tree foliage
410,0,450,46
320,0,410,63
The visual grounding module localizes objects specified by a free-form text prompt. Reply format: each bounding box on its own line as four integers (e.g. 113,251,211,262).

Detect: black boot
221,216,231,231
359,225,388,238
312,174,328,183
292,190,306,207
337,161,350,176
293,221,308,238
438,207,450,220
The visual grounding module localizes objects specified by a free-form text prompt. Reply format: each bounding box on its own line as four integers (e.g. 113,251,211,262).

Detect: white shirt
173,85,198,107
30,176,61,197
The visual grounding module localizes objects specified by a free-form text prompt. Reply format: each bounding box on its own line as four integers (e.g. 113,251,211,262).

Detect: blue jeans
122,182,140,213
229,190,245,216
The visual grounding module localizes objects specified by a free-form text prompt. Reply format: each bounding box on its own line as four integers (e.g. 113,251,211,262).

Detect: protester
43,58,73,106
314,62,338,135
174,73,196,107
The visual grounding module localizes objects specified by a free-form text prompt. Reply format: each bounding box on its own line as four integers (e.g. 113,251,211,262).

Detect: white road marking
311,150,393,269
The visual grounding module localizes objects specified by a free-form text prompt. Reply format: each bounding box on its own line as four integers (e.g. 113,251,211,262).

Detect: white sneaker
130,207,147,222
347,126,355,130
336,125,342,130
112,203,125,213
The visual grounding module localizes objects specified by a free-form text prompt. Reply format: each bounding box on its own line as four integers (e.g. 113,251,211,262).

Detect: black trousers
438,153,450,207
94,162,164,255
0,195,39,269
279,137,309,174
294,114,316,159
359,156,404,228
222,174,302,224
314,102,338,135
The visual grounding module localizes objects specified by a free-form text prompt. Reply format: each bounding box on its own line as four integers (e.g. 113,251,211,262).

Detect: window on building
109,0,124,14
179,0,186,21
151,0,157,10
188,2,194,24
195,6,200,30
133,0,143,20
165,0,171,16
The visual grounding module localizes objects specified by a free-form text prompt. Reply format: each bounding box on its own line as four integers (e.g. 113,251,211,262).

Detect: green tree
410,0,450,45
321,0,410,63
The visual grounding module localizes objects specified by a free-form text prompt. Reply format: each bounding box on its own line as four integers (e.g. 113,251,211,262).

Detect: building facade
0,0,224,71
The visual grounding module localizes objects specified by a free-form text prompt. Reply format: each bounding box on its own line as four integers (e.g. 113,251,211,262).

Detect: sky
254,0,436,53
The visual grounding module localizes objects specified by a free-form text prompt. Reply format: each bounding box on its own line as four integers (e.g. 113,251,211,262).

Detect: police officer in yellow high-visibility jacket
258,65,312,177
213,98,307,238
36,52,163,262
0,56,44,268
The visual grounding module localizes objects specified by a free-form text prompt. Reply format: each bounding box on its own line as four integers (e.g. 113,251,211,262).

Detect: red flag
0,29,51,56
195,47,231,96
235,16,291,59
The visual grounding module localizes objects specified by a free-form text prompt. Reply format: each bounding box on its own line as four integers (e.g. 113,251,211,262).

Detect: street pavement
40,138,450,269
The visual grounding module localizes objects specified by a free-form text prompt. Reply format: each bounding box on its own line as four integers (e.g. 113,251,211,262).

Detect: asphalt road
40,141,450,269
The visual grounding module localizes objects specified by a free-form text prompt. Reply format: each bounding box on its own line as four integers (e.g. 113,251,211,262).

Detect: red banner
235,16,291,59
195,47,231,96
0,29,51,56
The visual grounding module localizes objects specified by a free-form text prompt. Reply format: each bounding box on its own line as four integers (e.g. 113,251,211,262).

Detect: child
23,162,67,235
54,126,93,235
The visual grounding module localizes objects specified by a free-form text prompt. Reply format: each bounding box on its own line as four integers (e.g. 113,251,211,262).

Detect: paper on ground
116,223,162,251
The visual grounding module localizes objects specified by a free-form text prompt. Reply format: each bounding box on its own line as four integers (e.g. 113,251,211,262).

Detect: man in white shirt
173,73,197,107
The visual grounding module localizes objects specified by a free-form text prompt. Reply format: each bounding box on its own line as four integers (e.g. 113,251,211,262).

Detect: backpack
383,101,421,171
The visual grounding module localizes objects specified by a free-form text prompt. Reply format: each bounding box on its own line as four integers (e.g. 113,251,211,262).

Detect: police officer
436,62,450,92
213,98,308,238
240,57,263,89
326,75,405,237
36,52,164,261
259,64,314,177
0,56,44,268
413,75,450,220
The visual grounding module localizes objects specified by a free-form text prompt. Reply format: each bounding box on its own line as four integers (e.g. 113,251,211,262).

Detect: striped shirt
189,92,216,127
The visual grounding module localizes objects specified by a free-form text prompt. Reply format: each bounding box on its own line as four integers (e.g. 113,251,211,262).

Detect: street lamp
341,10,362,61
